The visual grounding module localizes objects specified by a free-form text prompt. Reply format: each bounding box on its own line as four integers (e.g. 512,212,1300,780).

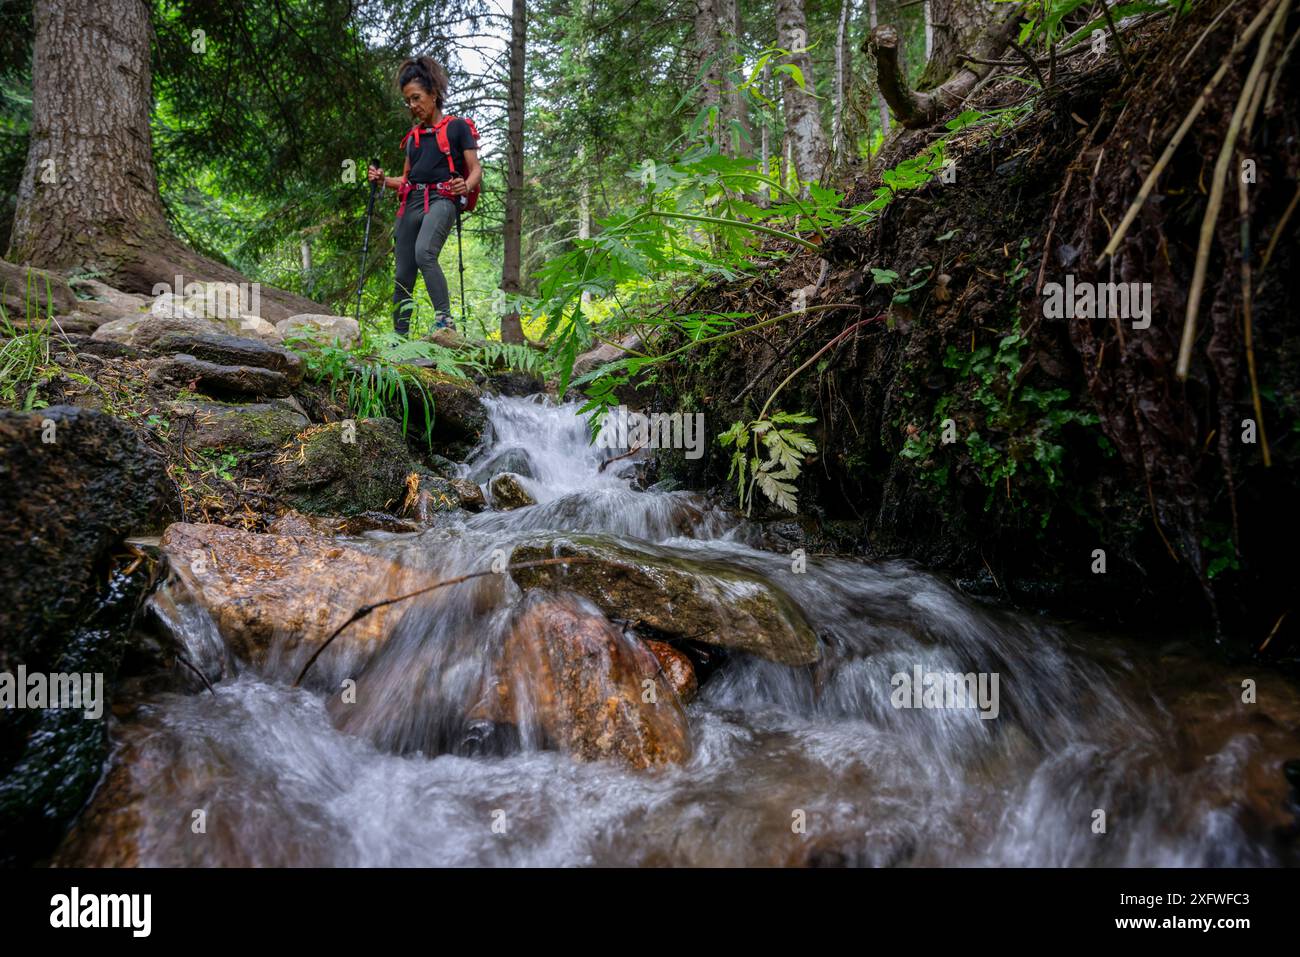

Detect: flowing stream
68,396,1300,866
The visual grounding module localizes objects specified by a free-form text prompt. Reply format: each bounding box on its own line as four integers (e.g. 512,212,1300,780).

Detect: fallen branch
867,8,1022,129
291,556,593,687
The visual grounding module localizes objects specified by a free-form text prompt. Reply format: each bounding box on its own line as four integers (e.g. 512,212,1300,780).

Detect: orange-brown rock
154,522,422,674
478,591,691,768
644,639,698,704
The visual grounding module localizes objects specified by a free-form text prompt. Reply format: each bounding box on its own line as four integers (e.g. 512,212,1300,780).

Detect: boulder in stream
510,537,820,666
475,591,691,769
152,522,423,680
489,472,535,510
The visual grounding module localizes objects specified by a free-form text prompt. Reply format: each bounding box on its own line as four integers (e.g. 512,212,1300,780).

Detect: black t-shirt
405,117,478,185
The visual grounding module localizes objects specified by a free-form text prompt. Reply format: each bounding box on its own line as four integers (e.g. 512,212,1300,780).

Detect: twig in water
598,441,647,472
291,557,593,687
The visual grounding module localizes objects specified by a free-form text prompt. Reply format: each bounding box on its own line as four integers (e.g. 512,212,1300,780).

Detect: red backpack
398,115,481,214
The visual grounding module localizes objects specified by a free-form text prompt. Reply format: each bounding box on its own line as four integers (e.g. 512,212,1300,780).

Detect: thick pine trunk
775,0,829,191
9,0,167,268
7,0,326,323
499,0,527,344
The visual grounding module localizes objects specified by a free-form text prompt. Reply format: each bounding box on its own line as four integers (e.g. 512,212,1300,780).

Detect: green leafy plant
719,411,818,514
0,277,58,410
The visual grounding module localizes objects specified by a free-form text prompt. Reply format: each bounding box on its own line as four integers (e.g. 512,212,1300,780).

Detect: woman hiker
368,56,482,337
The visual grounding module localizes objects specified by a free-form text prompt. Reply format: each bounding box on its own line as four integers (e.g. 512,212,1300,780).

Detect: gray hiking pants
393,189,457,336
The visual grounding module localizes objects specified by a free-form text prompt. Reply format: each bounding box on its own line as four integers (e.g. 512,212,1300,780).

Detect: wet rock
510,537,820,666
166,400,307,451
275,313,360,348
0,565,151,866
0,406,168,671
481,369,546,397
644,639,698,704
402,368,487,449
0,259,78,319
477,591,690,768
147,354,292,399
406,482,462,523
153,522,421,676
448,477,486,511
51,728,149,867
469,446,534,483
145,331,304,385
489,472,535,510
267,509,421,537
271,417,425,516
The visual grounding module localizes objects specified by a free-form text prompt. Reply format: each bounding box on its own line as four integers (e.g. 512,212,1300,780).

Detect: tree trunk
775,0,829,192
693,0,723,148
7,0,324,324
716,0,751,156
499,0,527,344
918,0,991,90
832,0,854,167
869,0,892,136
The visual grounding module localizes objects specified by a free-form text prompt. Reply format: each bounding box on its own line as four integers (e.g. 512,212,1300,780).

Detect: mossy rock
166,400,308,451
510,536,820,665
271,417,426,516
400,367,487,451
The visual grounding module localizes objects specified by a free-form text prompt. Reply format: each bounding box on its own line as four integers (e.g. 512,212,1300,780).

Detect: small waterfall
82,395,1298,867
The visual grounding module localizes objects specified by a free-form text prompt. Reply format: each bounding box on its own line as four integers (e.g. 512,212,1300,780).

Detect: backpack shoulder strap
433,116,459,174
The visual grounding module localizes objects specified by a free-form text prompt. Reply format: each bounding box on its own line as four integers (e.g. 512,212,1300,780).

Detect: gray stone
147,354,292,399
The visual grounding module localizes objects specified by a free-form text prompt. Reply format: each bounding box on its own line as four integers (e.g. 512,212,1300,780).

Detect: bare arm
368,157,410,190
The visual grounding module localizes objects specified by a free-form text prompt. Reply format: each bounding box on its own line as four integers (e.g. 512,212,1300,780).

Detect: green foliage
907,327,1103,524
1015,0,1178,52
719,411,817,514
286,327,464,446
1200,528,1240,579
0,278,56,411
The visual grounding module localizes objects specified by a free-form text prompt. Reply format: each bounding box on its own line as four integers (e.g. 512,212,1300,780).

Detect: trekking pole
455,206,467,331
355,157,381,330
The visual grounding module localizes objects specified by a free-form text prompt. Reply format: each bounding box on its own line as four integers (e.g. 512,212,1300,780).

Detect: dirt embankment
654,0,1299,657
